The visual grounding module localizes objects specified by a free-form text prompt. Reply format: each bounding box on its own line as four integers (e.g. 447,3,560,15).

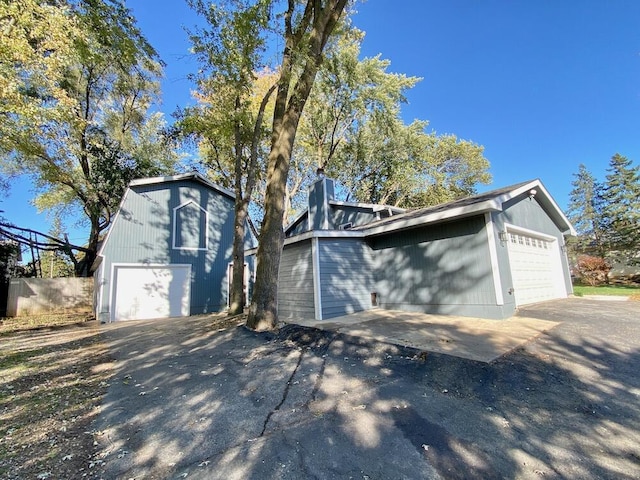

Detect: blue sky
4,0,640,246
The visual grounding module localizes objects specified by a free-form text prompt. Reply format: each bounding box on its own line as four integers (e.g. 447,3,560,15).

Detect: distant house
252,176,575,321
94,173,255,322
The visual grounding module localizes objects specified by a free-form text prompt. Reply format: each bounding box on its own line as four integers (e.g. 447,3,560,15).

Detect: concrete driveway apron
288,309,559,363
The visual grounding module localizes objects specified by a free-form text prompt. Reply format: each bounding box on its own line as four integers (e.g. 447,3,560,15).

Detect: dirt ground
0,320,112,479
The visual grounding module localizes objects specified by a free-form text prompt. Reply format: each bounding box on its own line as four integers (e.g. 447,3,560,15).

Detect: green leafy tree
284,29,490,216
0,0,79,156
284,28,420,215
180,0,277,315
602,153,640,256
0,241,21,283
39,250,76,278
248,0,349,330
566,164,607,257
329,117,490,207
0,0,178,275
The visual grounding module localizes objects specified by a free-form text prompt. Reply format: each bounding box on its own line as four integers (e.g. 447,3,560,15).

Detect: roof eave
363,200,501,237
498,179,576,236
130,173,235,200
329,199,406,213
284,209,309,234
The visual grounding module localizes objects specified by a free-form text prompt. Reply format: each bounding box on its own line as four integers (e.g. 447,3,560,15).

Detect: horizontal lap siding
370,216,497,316
278,240,315,319
319,239,375,319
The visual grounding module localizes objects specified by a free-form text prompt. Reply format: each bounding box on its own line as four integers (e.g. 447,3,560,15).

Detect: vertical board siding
278,240,315,319
318,239,376,318
98,180,236,320
286,217,309,237
330,205,379,229
370,216,499,316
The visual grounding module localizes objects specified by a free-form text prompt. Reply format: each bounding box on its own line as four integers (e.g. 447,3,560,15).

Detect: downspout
312,236,323,320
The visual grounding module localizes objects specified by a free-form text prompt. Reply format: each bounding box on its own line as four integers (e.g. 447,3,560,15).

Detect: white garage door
112,264,191,321
507,230,564,306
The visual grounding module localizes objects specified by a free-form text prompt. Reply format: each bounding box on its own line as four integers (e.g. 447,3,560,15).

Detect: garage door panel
507,231,564,306
112,265,191,321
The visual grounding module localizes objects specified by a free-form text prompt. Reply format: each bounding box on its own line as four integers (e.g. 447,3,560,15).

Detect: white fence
6,278,93,317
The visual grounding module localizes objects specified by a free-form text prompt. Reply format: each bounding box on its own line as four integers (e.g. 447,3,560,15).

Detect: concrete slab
287,309,559,363
582,294,629,301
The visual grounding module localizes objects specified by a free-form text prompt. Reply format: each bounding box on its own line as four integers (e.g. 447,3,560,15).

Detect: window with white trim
173,201,208,250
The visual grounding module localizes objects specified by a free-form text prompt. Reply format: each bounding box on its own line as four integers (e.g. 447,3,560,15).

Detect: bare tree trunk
246,120,297,330
229,196,249,315
246,0,348,331
76,217,100,277
228,84,277,316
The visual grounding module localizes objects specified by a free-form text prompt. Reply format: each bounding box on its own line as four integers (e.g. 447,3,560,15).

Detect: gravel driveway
93,298,640,479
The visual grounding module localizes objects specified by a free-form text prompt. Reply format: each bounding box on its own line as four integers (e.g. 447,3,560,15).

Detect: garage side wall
278,240,315,320
318,238,376,319
370,216,505,318
96,180,235,321
496,196,572,296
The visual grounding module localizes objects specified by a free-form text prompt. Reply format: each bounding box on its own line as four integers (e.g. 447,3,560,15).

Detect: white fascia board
493,180,540,206
363,200,501,237
130,172,236,200
496,180,577,236
329,200,406,213
534,182,577,236
244,229,366,256
485,213,504,306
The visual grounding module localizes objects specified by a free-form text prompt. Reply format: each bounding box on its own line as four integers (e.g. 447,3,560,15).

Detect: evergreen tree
602,154,640,256
566,164,606,256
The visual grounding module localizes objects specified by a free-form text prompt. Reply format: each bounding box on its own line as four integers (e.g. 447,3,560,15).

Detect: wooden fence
5,277,93,317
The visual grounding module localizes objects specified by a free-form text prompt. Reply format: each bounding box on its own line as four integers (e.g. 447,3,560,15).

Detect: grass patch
0,320,113,479
0,313,92,335
573,284,640,297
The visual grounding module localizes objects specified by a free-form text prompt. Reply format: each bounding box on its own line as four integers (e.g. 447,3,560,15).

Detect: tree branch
0,222,90,254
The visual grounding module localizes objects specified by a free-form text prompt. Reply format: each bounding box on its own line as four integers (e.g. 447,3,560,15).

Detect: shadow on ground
93,299,640,479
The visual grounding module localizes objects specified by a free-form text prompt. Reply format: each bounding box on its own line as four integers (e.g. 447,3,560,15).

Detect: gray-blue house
267,176,575,321
94,173,255,322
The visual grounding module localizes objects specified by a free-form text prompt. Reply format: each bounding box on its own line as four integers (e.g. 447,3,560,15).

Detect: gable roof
354,179,576,237
129,172,235,200
245,179,576,256
95,173,237,265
